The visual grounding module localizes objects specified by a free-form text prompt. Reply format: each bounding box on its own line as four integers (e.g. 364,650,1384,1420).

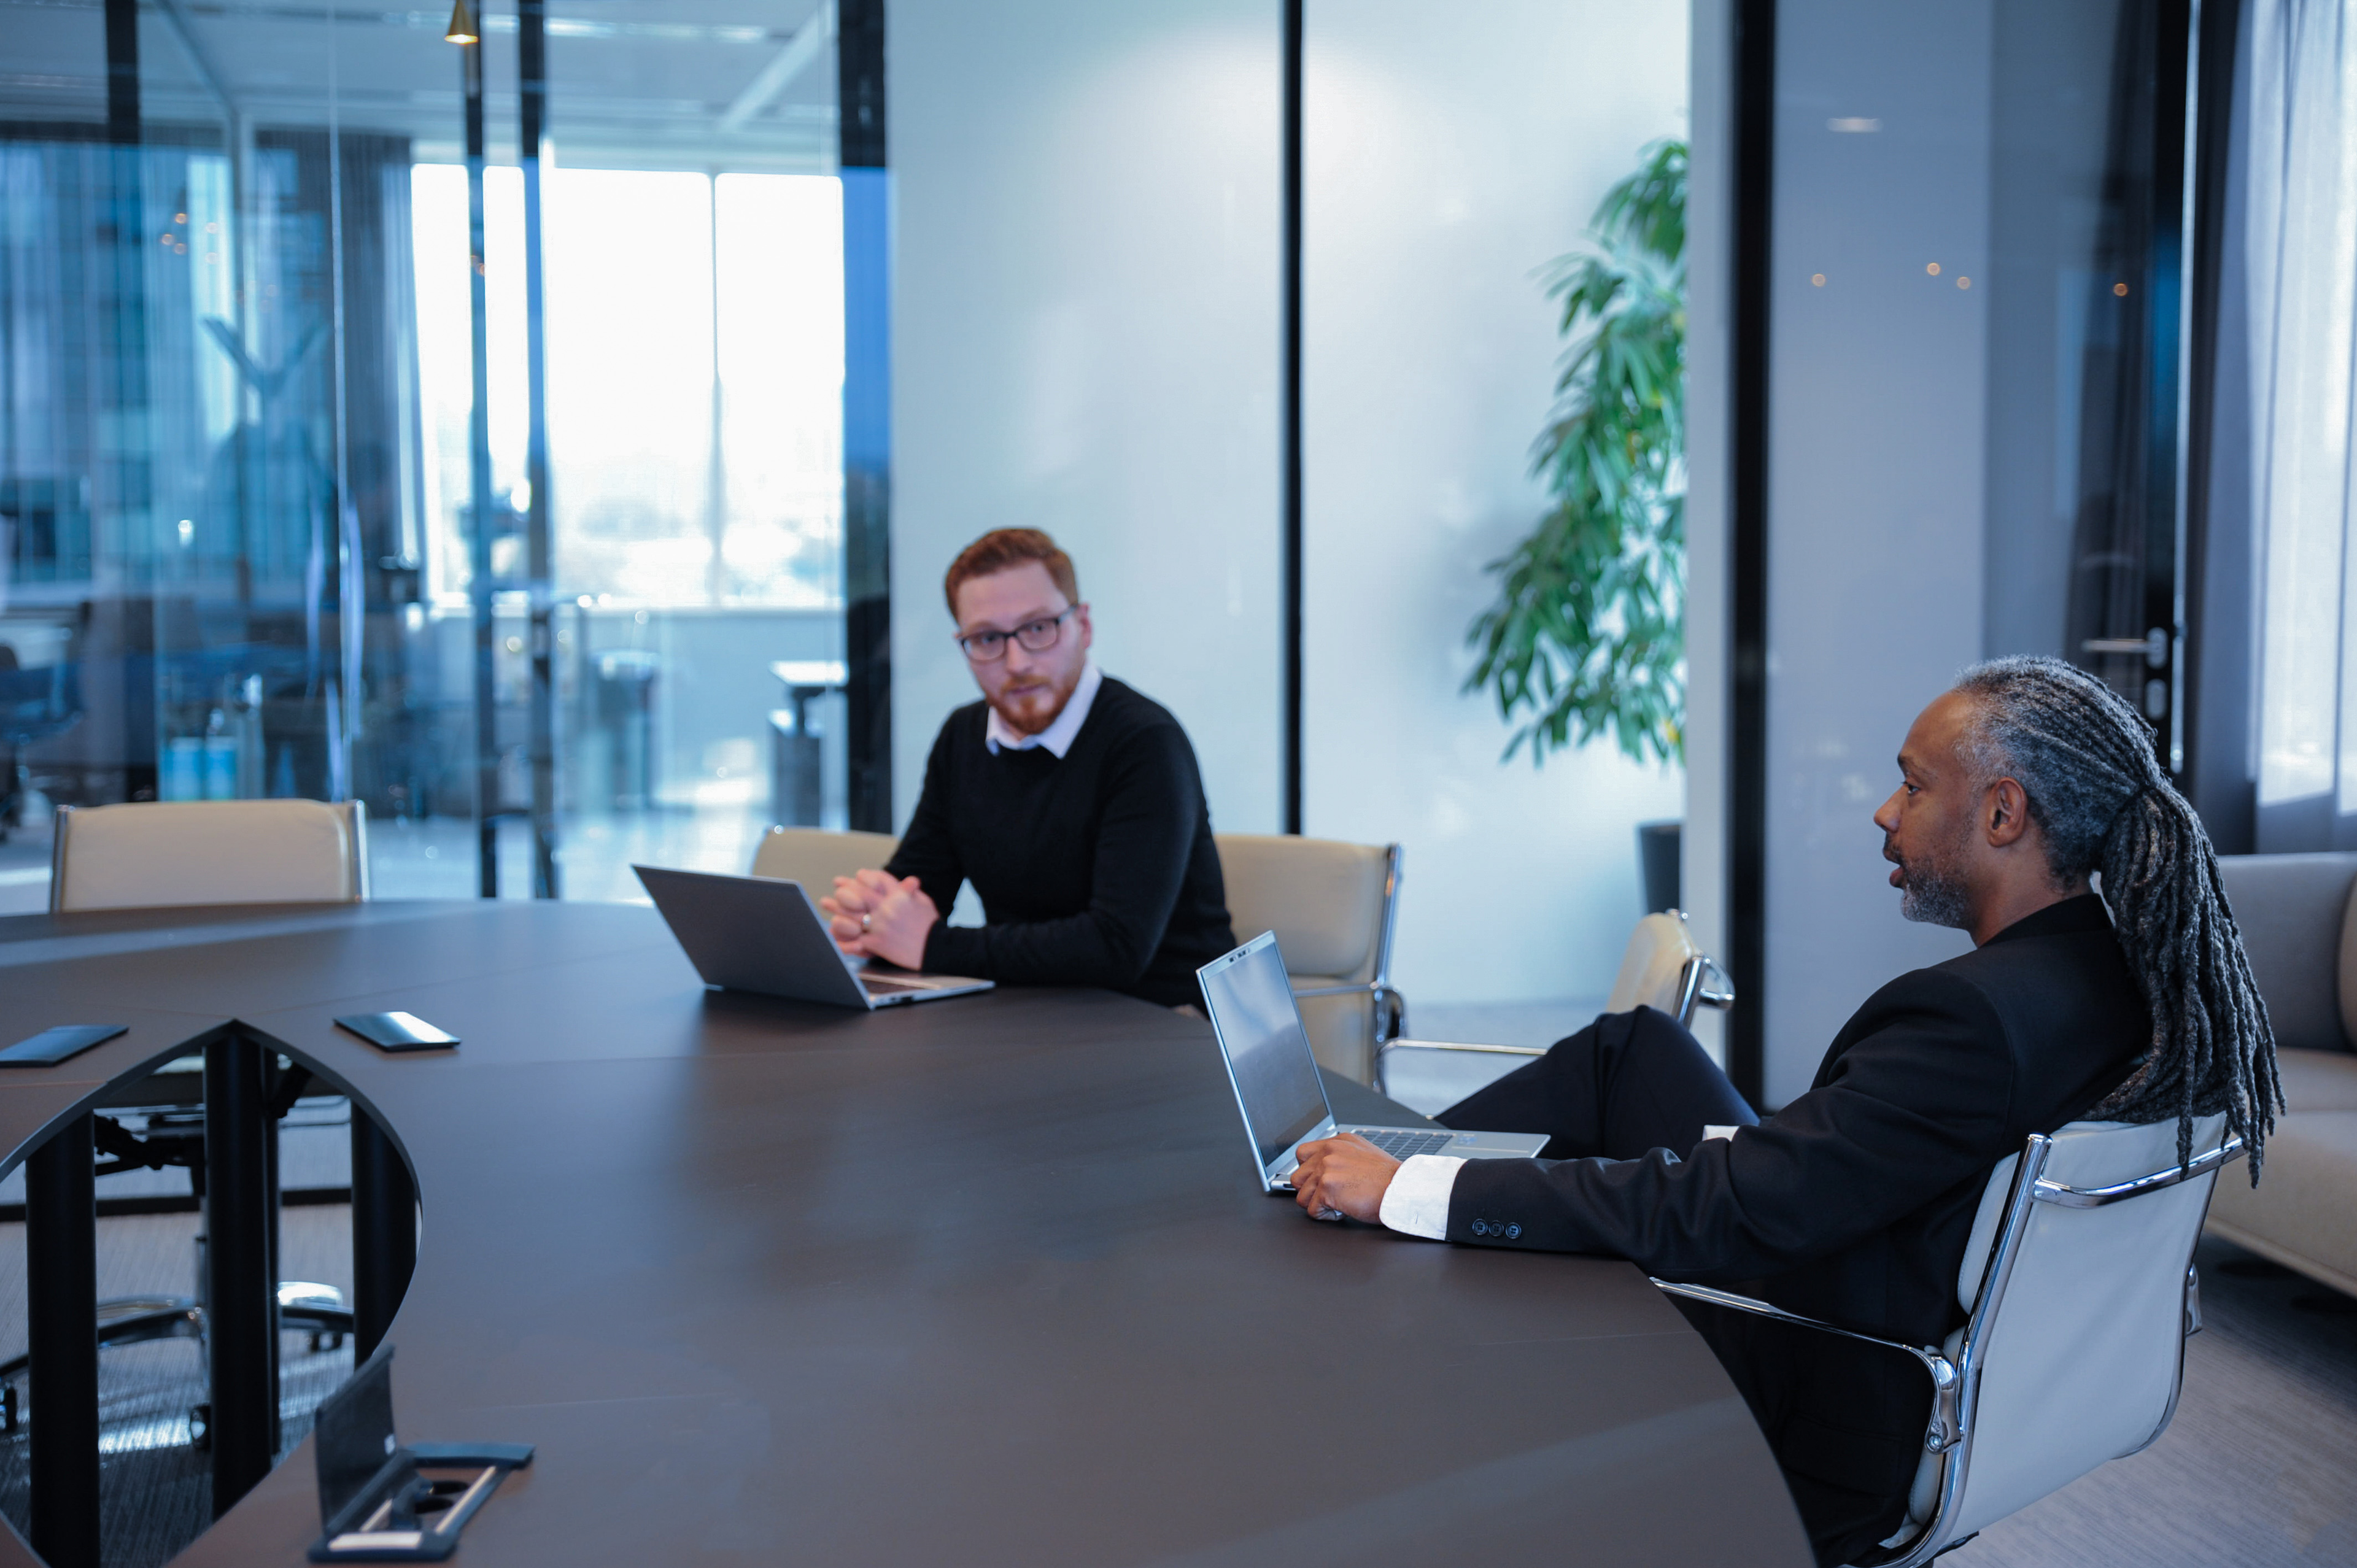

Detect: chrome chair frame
1371,911,1733,1096
1651,1129,2243,1568
0,1285,352,1439
1285,842,1409,1064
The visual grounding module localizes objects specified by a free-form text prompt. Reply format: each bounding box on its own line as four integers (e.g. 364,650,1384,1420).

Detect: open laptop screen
1198,934,1331,1169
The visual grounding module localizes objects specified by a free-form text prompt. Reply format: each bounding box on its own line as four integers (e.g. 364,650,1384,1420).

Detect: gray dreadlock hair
1951,656,2281,1180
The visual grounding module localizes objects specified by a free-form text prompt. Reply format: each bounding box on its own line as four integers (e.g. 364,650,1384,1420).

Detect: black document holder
0,1024,126,1067
309,1345,532,1561
334,1013,460,1052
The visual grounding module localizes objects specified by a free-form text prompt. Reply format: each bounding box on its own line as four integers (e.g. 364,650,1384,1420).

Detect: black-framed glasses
956,606,1075,662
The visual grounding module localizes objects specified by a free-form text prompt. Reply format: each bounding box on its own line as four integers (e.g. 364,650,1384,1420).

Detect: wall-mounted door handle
2080,628,2170,668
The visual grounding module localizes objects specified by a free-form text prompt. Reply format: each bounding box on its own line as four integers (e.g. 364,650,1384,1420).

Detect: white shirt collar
985,661,1103,759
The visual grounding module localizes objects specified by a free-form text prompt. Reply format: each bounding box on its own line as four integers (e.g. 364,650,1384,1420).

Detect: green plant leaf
1466,138,1686,768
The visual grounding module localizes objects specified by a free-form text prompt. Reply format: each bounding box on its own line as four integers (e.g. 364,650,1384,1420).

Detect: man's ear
1985,778,2031,847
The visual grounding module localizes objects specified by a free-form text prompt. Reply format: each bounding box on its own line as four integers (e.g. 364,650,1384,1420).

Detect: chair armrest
1370,1037,1547,1095
1649,1280,1962,1454
1291,981,1382,1000
1374,1039,1548,1060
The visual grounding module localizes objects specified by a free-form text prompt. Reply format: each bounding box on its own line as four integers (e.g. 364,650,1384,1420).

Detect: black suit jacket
1444,895,2144,1563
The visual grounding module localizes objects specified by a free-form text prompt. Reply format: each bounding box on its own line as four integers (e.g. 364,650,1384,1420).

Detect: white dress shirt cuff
1379,1154,1466,1240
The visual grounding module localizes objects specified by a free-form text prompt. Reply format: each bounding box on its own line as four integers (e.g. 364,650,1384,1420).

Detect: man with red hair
819,528,1235,1007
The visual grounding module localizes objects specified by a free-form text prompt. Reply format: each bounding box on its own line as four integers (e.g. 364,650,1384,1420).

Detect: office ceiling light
445,0,478,44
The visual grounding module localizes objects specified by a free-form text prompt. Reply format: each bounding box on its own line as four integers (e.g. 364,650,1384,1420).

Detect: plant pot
1637,819,1682,914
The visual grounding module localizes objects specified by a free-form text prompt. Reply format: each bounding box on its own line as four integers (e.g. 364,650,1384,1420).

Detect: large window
0,1,848,917
411,166,844,609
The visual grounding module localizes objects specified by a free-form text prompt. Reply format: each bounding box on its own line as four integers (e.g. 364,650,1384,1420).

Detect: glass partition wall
0,1,846,911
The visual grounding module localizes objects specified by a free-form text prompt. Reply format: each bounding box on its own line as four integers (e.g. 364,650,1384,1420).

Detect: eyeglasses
956,606,1076,662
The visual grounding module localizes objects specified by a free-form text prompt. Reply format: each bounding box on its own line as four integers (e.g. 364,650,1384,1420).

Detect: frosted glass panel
891,0,1282,836
1299,0,1688,1009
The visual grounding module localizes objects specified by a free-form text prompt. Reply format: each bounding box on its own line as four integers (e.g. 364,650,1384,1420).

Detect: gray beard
1898,854,1972,929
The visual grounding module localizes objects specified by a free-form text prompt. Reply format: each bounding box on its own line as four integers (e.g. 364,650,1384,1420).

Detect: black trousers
1432,1003,1758,1158
1433,1006,1892,1567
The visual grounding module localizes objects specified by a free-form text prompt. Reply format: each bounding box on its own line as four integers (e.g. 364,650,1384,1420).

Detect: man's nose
1871,790,1903,832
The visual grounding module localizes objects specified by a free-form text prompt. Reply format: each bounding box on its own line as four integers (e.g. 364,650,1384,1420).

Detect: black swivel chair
0,638,81,840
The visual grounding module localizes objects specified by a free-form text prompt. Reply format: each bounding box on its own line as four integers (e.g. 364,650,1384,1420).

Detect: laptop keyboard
1348,1128,1458,1159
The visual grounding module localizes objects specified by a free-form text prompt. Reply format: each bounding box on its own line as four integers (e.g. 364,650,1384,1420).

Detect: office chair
1656,1113,2236,1566
33,798,371,1446
749,825,902,895
1217,835,1406,1084
1374,909,1733,1095
50,798,369,911
0,635,81,841
0,1286,352,1439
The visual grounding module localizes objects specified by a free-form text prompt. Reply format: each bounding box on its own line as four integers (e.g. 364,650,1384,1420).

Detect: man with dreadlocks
1286,655,2278,1565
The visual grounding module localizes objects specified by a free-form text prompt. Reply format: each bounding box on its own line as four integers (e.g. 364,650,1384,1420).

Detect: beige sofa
2206,852,2357,1296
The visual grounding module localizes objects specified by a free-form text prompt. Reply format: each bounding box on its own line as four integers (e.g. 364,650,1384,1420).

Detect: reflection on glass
0,3,846,921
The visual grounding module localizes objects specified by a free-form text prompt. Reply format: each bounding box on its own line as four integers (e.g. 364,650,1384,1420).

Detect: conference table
0,900,1811,1566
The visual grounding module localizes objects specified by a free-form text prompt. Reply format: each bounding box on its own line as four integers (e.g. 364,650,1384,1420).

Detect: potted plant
1465,138,1686,770
1465,140,1686,909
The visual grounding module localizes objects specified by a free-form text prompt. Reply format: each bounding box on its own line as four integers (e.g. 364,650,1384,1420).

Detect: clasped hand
1286,1132,1401,1224
818,868,941,970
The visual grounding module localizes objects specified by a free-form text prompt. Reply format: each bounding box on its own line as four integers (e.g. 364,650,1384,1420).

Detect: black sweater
886,676,1236,1008
1444,896,2145,1564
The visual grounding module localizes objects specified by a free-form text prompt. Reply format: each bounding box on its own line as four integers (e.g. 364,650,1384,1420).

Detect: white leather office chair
749,825,901,895
48,798,369,912
1217,834,1404,1083
1375,910,1732,1095
1657,1113,2237,1566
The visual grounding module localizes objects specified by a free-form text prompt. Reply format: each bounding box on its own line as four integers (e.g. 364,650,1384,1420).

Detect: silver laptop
1196,932,1547,1192
633,865,994,1009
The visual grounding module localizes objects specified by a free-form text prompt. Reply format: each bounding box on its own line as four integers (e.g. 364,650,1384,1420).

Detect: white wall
1301,1,1691,1007
890,0,1283,835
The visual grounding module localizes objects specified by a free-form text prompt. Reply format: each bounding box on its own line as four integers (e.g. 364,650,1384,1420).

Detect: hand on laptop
1288,1133,1401,1224
819,869,941,970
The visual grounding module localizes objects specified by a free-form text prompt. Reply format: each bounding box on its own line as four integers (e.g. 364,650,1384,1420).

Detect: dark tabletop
0,902,1810,1567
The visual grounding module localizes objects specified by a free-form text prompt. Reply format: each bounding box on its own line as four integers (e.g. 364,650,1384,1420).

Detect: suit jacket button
1505,1224,1521,1240
1469,1219,1489,1237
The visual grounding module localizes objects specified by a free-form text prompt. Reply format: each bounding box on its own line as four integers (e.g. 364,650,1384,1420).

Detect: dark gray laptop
633,865,993,1009
1196,932,1546,1192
